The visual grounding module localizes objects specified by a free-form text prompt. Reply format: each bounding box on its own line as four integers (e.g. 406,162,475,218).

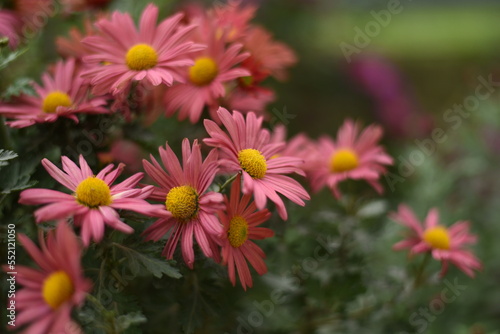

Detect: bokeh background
2,0,500,333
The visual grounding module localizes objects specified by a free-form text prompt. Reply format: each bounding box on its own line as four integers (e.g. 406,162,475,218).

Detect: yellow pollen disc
330,149,359,173
125,44,158,71
423,226,451,250
238,149,267,179
189,57,219,86
42,271,74,310
75,177,112,208
165,185,199,221
42,91,72,114
228,216,248,248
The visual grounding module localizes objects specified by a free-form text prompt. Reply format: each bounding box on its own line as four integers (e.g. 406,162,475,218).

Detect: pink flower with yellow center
204,107,310,220
0,58,108,128
82,4,204,96
142,139,225,268
390,204,482,277
2,222,91,333
164,17,250,124
308,119,393,198
219,174,274,290
19,155,165,246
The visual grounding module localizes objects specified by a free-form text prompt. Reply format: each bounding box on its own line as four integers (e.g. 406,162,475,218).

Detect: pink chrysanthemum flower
142,139,225,268
3,222,91,333
242,26,297,81
82,4,203,96
219,174,273,290
19,155,165,246
164,18,250,123
0,58,108,128
57,15,106,60
0,10,22,49
390,205,482,277
204,107,310,220
308,119,393,198
211,0,256,42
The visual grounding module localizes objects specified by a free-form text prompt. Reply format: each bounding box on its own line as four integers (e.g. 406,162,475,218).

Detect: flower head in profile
219,174,273,290
204,108,310,220
82,4,204,96
390,204,482,277
142,139,224,268
308,119,393,198
164,17,250,124
0,58,108,128
19,155,165,246
3,222,91,333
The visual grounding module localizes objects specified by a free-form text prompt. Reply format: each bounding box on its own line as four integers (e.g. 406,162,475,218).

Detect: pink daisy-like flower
204,107,310,220
219,174,273,290
308,119,393,198
242,26,297,82
82,4,204,96
0,58,108,128
390,204,482,277
0,10,22,49
3,222,91,333
164,17,250,124
142,139,225,268
19,155,165,246
211,0,256,42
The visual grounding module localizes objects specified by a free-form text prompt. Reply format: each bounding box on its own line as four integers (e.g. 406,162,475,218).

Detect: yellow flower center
330,149,359,173
125,44,158,71
165,185,199,221
42,271,74,310
42,91,72,114
189,57,219,86
423,226,451,250
75,177,112,208
228,215,248,248
238,149,267,179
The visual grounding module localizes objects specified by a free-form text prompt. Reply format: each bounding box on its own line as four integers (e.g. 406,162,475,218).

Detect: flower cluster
1,1,484,332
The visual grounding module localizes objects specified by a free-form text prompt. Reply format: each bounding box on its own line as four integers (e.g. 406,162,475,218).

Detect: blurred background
3,0,500,333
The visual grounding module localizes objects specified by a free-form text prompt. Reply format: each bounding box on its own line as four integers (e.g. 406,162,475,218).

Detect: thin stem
413,253,432,289
218,173,238,192
0,117,13,150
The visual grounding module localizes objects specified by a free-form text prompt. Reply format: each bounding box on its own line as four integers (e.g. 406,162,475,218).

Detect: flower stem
413,253,431,289
218,173,238,192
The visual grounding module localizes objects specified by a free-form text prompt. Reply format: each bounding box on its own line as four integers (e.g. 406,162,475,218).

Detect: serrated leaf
1,78,35,100
0,157,38,194
0,48,28,70
0,150,18,167
113,243,182,279
116,311,147,332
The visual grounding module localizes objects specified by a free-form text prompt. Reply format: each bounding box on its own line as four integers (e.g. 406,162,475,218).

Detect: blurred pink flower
57,15,106,60
242,26,297,82
142,139,224,268
19,155,165,246
308,119,393,198
222,86,275,118
211,0,256,42
82,4,203,96
219,174,273,290
98,139,144,173
0,10,22,49
3,222,91,333
0,58,108,128
390,205,482,278
164,17,250,123
204,108,309,220
60,0,112,13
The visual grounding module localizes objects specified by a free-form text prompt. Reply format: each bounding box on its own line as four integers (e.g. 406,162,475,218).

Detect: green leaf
0,48,28,71
0,150,18,167
116,311,147,332
1,78,35,100
113,242,182,279
0,157,38,195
